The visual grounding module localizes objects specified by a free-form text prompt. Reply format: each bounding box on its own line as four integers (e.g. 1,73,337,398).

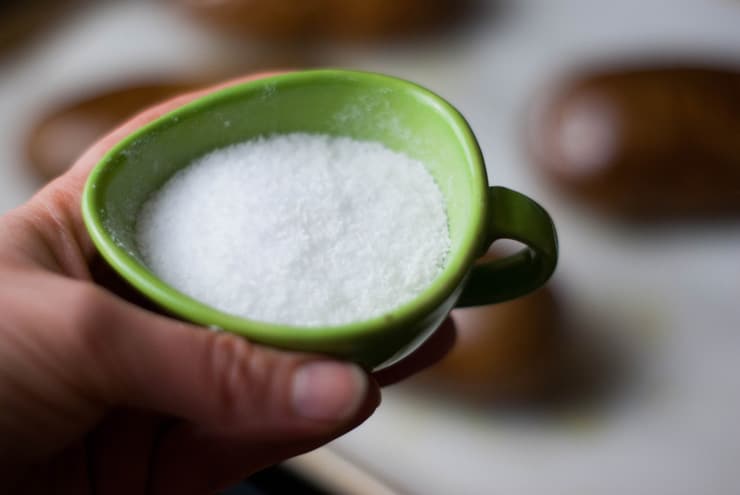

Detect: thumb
87,287,379,434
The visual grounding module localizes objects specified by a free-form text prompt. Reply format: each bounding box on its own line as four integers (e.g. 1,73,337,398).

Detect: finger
87,409,162,495
82,287,379,437
372,317,457,386
149,388,380,495
150,432,339,495
46,441,91,495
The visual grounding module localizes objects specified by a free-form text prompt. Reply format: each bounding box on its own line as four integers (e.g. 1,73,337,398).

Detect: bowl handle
455,186,558,307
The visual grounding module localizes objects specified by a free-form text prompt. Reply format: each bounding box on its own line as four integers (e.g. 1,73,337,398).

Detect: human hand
0,73,455,494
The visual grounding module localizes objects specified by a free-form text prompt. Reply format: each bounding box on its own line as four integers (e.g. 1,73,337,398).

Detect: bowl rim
81,68,489,345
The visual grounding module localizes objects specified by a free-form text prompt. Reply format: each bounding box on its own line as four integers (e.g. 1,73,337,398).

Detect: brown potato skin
0,1,78,55
415,286,564,403
25,82,204,181
173,0,466,41
529,65,740,218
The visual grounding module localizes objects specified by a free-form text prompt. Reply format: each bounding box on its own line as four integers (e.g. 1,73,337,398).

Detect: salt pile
136,133,450,326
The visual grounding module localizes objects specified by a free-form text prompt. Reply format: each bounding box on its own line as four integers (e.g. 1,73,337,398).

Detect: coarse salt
136,133,450,326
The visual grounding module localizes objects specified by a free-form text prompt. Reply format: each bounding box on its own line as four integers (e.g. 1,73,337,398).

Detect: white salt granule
136,133,450,326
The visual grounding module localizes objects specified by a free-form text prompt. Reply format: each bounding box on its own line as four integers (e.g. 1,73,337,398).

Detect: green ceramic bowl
82,69,558,370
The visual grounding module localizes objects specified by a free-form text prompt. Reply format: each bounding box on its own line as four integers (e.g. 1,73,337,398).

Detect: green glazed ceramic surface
82,69,558,370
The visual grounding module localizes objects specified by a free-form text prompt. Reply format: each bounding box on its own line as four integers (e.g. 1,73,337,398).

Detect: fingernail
292,361,368,422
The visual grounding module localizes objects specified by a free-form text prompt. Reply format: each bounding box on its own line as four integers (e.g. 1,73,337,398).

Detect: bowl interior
84,70,487,344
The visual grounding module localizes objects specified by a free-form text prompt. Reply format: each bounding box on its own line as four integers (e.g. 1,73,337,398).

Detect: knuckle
43,183,76,213
205,333,266,426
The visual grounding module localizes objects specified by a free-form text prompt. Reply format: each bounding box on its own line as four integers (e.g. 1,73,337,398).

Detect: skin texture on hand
0,72,455,494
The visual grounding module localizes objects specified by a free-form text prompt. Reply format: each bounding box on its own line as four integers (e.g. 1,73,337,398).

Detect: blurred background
2,0,740,493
